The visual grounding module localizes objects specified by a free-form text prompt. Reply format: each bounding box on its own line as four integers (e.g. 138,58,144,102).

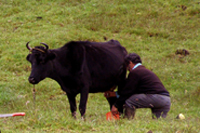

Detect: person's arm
104,91,120,98
104,91,116,98
114,71,139,109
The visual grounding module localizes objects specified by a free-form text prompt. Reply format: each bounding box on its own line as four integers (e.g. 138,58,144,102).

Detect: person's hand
104,91,116,98
111,105,119,115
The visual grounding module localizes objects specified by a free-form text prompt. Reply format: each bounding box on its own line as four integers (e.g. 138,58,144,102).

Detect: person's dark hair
125,53,142,65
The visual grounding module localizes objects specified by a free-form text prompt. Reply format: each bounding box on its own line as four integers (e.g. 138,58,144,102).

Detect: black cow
26,40,127,118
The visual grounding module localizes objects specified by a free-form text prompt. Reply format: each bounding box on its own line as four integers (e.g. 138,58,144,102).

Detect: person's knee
125,99,134,109
124,102,136,109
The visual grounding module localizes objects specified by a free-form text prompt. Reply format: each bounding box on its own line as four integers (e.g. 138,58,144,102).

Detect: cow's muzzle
28,77,37,84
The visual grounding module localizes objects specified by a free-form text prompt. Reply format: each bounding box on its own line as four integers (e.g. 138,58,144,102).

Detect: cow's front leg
66,93,77,118
79,87,89,120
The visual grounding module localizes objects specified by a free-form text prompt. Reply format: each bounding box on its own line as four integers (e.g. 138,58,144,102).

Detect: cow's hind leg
66,93,77,118
79,87,89,120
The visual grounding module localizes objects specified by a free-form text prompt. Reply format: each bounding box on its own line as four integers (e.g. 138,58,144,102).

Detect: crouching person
110,53,171,119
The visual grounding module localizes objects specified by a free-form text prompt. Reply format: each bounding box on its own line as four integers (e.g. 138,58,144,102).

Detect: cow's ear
48,51,56,60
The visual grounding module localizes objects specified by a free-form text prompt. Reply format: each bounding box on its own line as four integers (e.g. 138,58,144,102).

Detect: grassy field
0,0,200,132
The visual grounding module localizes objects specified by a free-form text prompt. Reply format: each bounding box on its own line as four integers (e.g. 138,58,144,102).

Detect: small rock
176,113,185,119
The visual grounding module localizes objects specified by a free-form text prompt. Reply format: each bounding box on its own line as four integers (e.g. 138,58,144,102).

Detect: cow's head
26,42,56,84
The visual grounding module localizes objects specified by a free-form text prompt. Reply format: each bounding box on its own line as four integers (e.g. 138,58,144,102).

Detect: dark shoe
124,104,136,119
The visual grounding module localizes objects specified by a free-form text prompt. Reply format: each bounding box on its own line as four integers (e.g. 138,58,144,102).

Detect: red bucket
106,111,120,120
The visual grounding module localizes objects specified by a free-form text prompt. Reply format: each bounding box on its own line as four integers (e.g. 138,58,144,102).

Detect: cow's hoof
72,112,76,119
73,115,77,119
81,116,86,121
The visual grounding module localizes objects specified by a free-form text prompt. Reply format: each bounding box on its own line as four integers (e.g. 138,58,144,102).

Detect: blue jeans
125,94,171,118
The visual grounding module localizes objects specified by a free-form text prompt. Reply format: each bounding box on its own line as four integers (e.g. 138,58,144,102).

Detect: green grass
0,0,200,132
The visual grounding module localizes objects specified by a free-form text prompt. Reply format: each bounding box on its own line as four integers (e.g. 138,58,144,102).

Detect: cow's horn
26,41,32,50
40,42,49,50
